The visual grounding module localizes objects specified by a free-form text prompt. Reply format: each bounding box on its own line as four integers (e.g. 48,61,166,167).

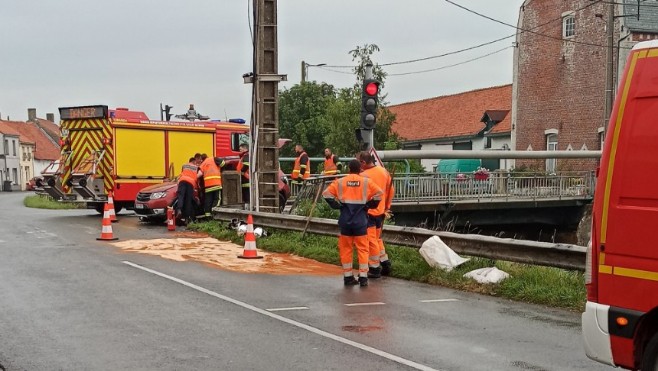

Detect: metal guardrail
212,209,586,271
287,171,595,203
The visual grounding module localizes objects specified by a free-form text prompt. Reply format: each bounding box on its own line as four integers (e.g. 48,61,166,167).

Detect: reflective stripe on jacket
323,174,383,230
323,155,338,175
292,151,310,180
361,165,394,216
179,163,198,188
237,152,250,187
200,157,222,191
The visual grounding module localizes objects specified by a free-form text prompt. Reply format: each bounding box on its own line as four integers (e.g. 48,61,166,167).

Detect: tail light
586,219,599,302
585,239,593,285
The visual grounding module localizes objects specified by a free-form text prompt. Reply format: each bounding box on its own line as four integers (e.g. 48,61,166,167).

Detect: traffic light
164,105,173,121
360,79,380,130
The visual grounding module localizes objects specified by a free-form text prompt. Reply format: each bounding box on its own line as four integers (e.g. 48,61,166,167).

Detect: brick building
512,0,658,172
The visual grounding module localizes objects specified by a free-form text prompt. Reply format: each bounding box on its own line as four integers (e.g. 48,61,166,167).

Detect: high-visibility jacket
179,162,198,188
361,165,394,217
323,154,339,175
292,151,310,181
236,152,250,187
323,174,383,231
199,157,222,192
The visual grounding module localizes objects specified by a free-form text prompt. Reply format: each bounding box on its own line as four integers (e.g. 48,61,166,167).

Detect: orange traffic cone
97,202,119,241
167,206,176,232
107,191,118,223
238,215,263,259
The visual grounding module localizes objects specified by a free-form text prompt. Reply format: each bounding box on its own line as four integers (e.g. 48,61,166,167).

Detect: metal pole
377,150,602,160
604,1,614,135
301,61,306,83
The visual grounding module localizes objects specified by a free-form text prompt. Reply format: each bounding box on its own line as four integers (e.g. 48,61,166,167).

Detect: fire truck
582,40,658,370
40,105,248,212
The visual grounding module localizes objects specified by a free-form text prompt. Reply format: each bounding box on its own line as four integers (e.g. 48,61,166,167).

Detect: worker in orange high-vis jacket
321,147,342,175
358,151,395,278
199,153,223,218
177,157,199,225
236,143,250,207
292,144,310,189
323,159,383,287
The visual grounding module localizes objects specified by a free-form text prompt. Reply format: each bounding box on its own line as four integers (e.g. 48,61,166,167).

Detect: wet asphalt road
0,192,607,371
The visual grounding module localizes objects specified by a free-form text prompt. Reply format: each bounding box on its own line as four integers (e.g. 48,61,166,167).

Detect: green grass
23,195,84,210
191,221,586,311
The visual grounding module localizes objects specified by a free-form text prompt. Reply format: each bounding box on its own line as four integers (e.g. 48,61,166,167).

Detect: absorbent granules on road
112,236,343,276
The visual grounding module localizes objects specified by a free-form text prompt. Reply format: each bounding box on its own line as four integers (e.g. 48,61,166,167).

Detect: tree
278,82,337,157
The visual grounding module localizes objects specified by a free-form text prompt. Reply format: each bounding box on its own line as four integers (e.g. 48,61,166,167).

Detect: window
562,13,575,38
546,133,558,173
230,133,250,152
12,140,16,156
12,168,18,185
3,139,7,155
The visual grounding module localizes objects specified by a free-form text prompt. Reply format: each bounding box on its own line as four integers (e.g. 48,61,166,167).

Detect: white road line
266,306,309,312
344,302,386,307
419,299,460,303
122,261,440,371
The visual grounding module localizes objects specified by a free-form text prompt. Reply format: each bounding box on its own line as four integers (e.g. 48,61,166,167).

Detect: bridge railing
392,171,596,202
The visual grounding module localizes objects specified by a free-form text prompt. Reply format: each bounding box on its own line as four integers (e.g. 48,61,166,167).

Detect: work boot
381,260,392,276
359,277,368,287
343,276,358,286
367,267,382,278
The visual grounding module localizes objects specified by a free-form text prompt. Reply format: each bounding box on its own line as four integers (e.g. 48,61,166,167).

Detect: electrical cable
387,46,512,76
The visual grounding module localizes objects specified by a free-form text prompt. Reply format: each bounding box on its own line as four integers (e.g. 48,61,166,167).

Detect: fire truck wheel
642,332,658,371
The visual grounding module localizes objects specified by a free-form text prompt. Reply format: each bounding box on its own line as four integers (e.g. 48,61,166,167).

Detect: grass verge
23,194,83,210
191,221,585,311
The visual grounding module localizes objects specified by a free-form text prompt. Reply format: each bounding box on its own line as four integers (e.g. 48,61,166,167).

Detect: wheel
94,203,104,214
114,203,123,214
643,333,658,371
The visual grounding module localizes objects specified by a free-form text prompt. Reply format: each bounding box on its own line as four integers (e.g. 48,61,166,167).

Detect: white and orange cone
237,215,263,259
97,202,119,241
107,191,118,223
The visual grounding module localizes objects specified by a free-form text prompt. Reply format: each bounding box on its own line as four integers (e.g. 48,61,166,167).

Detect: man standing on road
323,160,383,287
321,147,341,175
292,144,310,191
198,153,222,218
236,143,250,207
177,157,199,225
358,151,395,277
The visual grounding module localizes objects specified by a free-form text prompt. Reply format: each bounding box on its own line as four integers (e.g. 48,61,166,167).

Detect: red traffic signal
365,82,378,96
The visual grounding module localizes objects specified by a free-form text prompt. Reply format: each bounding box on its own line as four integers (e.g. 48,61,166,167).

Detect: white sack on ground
419,236,469,271
463,267,510,284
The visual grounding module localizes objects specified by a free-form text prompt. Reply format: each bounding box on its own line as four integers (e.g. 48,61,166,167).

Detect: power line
443,0,631,49
387,46,513,76
247,0,253,43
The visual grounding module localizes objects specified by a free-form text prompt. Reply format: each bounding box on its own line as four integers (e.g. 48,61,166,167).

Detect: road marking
344,302,386,307
266,306,309,312
123,261,440,371
419,299,460,303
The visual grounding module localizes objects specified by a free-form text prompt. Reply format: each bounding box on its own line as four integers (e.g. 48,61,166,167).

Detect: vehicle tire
642,332,658,371
114,203,123,214
279,192,287,213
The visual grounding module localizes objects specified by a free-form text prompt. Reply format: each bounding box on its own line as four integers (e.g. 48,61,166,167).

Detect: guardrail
212,209,586,271
287,171,595,203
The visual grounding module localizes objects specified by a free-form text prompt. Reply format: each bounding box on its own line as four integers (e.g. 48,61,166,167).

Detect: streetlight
301,61,326,83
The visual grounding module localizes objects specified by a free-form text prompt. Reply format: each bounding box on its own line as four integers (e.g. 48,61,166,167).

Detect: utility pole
250,0,287,213
301,61,306,83
604,1,615,135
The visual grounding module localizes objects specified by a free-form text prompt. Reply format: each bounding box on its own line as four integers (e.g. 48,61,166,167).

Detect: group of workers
176,152,226,225
323,151,394,287
175,143,395,287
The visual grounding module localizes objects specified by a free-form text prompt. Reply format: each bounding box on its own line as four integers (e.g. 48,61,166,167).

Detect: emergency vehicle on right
582,39,658,370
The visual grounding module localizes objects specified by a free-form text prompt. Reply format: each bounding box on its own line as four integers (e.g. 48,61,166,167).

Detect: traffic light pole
363,64,374,151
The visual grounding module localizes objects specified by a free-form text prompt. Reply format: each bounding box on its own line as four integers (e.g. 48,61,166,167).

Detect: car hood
139,182,177,193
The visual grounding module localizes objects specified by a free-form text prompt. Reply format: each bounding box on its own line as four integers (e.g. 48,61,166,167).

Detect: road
0,192,606,371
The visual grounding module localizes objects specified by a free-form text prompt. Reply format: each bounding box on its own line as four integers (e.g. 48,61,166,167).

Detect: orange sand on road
113,236,342,276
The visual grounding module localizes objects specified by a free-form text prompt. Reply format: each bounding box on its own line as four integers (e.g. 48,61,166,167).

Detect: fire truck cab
42,105,248,212
582,40,658,370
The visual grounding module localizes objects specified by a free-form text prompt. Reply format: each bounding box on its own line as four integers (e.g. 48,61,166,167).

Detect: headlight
150,192,167,200
280,175,289,185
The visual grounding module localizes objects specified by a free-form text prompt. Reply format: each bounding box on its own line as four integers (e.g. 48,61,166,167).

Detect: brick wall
513,0,617,171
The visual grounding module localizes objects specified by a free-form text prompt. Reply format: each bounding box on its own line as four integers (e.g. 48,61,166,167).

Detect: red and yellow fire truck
40,105,248,212
582,40,658,370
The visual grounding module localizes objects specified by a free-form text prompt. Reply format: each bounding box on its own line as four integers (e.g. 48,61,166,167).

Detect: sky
0,0,524,123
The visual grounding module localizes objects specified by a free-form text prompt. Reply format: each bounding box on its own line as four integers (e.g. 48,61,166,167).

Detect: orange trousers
367,225,390,267
338,234,369,278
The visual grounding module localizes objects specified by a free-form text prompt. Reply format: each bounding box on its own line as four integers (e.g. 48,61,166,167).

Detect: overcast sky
0,0,524,122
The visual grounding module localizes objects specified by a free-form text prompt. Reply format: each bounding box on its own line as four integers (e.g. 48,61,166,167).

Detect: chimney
46,113,55,122
27,108,37,122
